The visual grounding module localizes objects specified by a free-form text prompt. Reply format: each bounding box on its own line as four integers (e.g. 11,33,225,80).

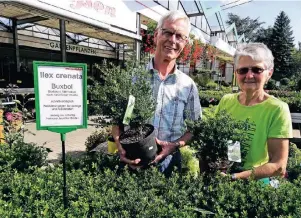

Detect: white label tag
122,95,135,125
227,141,241,163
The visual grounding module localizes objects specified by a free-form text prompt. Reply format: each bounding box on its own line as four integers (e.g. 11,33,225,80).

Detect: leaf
193,207,215,215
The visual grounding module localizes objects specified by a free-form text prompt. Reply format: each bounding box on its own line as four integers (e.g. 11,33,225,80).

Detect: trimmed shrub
85,127,111,152
192,73,212,88
206,81,219,90
0,165,301,217
287,143,301,181
199,90,226,107
187,108,250,173
0,141,49,172
280,77,290,86
266,79,277,90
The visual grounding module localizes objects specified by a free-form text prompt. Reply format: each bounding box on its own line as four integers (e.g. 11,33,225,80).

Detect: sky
203,0,301,48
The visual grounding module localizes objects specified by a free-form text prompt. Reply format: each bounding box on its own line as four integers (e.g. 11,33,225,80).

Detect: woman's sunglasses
236,67,265,75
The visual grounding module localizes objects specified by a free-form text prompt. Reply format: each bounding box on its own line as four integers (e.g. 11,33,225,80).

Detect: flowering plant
5,111,22,122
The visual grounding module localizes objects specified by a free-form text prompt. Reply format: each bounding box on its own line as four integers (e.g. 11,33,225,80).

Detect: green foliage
0,161,301,217
266,78,278,90
180,146,199,178
88,61,155,129
85,127,111,152
298,78,301,91
191,70,213,88
199,90,301,113
226,13,265,42
269,11,295,80
254,26,273,45
280,77,290,86
187,108,251,172
0,140,49,172
287,143,301,181
292,49,301,76
64,152,119,173
205,81,218,90
198,90,226,107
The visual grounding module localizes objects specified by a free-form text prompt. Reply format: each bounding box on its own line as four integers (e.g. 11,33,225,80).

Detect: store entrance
0,56,17,88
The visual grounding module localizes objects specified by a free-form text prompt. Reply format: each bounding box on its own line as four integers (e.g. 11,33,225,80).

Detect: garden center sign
33,61,87,133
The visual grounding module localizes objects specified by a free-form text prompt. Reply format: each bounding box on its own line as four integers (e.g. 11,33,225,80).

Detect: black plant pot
120,124,157,166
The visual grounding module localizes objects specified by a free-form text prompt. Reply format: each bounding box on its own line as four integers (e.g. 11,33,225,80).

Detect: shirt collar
147,58,178,76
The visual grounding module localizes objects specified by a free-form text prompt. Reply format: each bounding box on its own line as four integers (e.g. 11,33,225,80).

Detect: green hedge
0,151,301,217
199,90,301,112
199,91,225,107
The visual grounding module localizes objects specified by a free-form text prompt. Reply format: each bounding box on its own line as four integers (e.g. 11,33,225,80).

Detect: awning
0,0,139,44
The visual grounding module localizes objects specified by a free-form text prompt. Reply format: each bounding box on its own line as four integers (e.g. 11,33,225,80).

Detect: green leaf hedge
0,151,300,217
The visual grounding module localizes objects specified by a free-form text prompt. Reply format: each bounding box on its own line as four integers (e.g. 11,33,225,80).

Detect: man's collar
148,58,178,75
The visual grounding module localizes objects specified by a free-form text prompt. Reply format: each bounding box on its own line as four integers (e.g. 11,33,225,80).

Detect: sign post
33,61,87,212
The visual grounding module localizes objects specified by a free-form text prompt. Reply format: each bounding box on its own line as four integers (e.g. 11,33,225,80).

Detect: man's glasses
236,67,265,75
160,28,188,42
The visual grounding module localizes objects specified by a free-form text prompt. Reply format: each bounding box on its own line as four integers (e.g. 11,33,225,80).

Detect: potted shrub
187,107,250,173
89,61,157,166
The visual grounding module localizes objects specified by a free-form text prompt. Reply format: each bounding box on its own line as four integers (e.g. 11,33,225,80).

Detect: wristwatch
231,173,237,181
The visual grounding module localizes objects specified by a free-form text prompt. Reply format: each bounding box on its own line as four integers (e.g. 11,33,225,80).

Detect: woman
216,43,292,183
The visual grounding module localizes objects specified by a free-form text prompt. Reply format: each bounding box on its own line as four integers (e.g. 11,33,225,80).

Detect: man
112,11,201,176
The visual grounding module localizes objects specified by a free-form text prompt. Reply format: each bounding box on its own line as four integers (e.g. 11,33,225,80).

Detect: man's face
154,19,189,62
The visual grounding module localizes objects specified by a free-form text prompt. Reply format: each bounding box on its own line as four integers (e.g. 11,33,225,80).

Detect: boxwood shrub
0,152,301,217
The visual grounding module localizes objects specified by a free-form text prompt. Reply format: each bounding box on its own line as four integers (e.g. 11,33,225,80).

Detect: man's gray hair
156,10,191,34
234,43,274,70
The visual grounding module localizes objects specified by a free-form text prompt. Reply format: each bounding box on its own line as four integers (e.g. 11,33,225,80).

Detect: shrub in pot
187,107,250,173
89,61,157,166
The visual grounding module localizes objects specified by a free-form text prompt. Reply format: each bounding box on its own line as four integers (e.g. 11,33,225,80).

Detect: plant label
33,61,87,131
227,141,241,163
123,95,135,125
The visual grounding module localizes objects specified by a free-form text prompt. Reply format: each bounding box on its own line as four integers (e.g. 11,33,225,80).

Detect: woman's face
236,56,273,93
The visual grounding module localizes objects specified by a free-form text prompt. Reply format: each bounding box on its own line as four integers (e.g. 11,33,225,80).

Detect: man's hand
112,125,141,166
151,138,177,164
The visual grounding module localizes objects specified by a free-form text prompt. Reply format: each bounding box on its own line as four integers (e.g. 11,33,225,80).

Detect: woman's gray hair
156,10,191,34
234,43,274,70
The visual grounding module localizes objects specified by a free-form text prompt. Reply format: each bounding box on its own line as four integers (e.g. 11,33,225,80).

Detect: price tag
123,95,135,125
227,141,241,162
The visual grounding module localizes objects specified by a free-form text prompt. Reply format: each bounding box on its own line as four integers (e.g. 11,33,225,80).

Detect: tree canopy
226,13,265,42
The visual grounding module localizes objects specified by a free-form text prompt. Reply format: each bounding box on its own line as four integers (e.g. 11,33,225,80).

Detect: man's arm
233,138,289,179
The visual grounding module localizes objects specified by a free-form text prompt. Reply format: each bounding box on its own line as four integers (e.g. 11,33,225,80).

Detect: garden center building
0,0,245,89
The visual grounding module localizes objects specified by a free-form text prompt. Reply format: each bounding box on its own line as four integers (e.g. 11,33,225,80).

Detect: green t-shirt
216,93,293,170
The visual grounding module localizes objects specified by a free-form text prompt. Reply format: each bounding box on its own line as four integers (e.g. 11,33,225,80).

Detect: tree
292,49,301,75
254,26,273,46
226,13,265,42
269,11,295,80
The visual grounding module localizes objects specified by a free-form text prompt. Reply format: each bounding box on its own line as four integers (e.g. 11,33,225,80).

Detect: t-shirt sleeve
268,103,293,138
215,94,227,114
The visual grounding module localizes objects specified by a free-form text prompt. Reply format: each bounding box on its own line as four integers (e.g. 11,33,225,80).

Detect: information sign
33,61,87,133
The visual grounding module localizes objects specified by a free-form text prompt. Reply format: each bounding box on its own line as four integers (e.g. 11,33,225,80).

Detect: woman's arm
234,138,289,179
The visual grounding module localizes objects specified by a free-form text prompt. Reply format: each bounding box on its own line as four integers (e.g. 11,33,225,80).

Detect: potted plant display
90,61,157,166
186,107,250,173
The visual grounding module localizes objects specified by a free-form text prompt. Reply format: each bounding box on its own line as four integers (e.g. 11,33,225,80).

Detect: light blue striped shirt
147,60,202,142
